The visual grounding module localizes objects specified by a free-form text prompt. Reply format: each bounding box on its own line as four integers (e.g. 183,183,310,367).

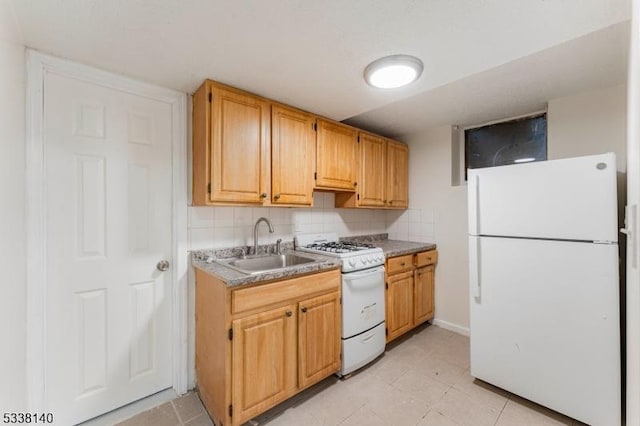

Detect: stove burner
305,241,374,253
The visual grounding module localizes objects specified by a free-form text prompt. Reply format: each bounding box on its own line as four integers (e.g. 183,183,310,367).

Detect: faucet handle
276,238,282,254
239,247,247,259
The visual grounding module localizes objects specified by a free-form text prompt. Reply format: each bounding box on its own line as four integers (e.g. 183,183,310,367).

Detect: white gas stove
294,233,385,273
295,233,386,376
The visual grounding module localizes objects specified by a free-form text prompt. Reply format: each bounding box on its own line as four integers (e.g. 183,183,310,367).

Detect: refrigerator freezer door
470,236,621,426
467,153,618,242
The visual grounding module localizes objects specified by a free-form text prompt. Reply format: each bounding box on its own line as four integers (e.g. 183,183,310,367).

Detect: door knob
156,260,170,272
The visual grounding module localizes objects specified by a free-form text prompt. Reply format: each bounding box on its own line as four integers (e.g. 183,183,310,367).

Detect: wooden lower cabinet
386,271,414,342
232,305,298,424
195,268,341,426
298,292,341,389
385,250,437,343
414,265,435,325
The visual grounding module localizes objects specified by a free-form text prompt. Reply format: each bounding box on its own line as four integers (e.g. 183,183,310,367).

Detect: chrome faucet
253,217,274,255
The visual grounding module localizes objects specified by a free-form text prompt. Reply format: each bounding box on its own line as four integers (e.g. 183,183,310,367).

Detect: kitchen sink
216,253,317,274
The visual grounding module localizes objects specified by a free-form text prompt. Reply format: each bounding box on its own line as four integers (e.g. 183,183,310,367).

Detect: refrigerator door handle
468,174,480,235
469,237,481,299
622,204,637,269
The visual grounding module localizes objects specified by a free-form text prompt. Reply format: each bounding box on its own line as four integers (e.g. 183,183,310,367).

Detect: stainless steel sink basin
217,253,317,274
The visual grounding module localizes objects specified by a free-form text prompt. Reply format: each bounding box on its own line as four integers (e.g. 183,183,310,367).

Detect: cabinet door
358,132,387,207
315,118,358,190
386,271,414,342
386,140,409,208
271,105,315,205
232,305,297,424
414,265,435,325
210,84,270,203
298,291,341,388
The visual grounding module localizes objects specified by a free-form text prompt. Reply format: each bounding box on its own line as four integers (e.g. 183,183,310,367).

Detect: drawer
232,268,340,314
386,254,414,274
415,250,438,267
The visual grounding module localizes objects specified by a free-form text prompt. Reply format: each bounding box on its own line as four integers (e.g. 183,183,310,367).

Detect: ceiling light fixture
364,54,424,89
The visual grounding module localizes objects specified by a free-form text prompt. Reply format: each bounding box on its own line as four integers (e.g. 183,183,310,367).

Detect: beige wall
548,84,627,170
402,84,628,334
0,0,25,412
394,126,470,333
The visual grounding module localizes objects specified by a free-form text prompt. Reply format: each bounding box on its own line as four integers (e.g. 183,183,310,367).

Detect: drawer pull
301,307,308,313
285,310,292,317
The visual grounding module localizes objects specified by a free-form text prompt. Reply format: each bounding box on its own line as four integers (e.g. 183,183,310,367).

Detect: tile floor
116,324,586,426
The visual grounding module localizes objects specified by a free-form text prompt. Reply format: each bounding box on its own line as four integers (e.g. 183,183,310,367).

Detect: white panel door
468,153,618,242
469,236,620,426
45,72,173,424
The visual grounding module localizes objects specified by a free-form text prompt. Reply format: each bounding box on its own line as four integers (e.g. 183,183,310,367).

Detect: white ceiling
8,0,631,138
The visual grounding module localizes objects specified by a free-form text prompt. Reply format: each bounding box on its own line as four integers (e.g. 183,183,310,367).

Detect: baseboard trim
432,318,470,336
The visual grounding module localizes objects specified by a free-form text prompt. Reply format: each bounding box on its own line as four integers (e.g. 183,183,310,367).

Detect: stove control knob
360,258,366,265
348,259,356,268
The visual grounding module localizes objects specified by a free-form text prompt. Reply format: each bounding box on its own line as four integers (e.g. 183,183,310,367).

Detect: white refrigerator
468,153,621,426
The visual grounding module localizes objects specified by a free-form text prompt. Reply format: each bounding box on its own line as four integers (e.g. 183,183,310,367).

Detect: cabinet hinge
357,135,360,142
313,122,317,131
357,194,360,201
228,404,233,417
339,297,342,305
385,328,388,336
385,282,388,289
207,183,211,194
228,328,233,341
314,172,317,180
208,92,212,103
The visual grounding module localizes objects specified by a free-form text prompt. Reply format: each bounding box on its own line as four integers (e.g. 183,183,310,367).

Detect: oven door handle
343,266,385,282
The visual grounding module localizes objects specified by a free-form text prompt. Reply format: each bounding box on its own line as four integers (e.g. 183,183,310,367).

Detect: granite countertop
192,234,436,287
191,244,341,287
344,233,437,258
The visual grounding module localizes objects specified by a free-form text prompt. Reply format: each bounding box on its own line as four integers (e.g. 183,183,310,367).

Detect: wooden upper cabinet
386,140,409,209
335,135,408,209
192,80,270,205
357,132,387,207
315,118,358,191
271,105,315,205
192,79,410,207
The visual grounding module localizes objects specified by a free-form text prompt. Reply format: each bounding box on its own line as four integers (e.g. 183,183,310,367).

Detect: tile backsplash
188,192,391,250
385,207,435,243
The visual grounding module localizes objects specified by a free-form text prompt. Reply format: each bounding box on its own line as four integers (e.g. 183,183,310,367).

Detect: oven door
342,265,385,338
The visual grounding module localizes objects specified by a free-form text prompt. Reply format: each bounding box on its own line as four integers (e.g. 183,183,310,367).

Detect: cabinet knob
260,193,267,198
285,310,292,317
301,307,308,313
353,182,358,187
274,194,281,200
400,262,406,266
384,200,388,204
